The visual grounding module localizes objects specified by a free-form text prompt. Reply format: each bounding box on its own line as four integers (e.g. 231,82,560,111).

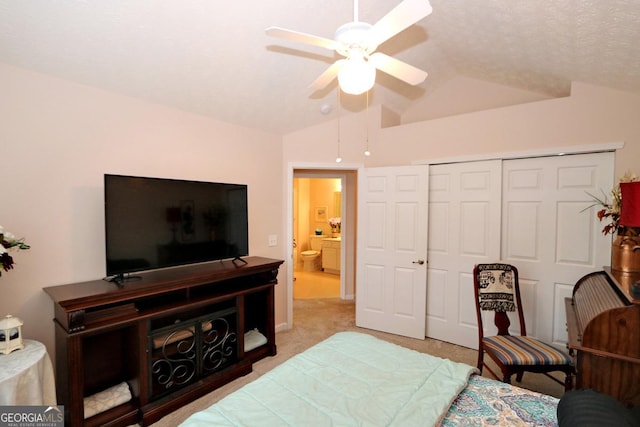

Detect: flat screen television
105,174,249,281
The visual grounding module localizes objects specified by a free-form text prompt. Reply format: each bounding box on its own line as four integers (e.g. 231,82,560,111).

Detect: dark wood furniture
44,256,283,427
565,268,640,407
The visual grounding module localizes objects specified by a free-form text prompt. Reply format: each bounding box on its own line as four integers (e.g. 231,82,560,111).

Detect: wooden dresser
565,267,640,407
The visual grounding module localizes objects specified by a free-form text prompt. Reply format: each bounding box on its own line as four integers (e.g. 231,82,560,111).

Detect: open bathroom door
355,165,429,339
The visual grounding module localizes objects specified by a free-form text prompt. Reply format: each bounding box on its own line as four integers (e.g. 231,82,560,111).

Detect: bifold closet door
425,152,614,349
501,152,613,347
426,160,502,349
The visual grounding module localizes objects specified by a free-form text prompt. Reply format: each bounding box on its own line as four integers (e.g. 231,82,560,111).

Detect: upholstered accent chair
473,263,574,391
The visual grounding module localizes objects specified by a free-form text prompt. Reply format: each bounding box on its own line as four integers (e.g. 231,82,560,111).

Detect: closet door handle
412,259,425,265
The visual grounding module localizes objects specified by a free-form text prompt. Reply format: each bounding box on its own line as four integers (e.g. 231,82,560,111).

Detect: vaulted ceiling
1,0,639,134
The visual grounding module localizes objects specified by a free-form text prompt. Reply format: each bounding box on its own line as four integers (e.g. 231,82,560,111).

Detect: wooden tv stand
44,256,283,426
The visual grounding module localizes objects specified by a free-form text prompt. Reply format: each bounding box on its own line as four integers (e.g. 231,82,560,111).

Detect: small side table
0,339,56,405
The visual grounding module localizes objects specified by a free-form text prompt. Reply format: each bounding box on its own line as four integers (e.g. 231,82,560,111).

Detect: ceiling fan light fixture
267,0,432,94
338,51,376,95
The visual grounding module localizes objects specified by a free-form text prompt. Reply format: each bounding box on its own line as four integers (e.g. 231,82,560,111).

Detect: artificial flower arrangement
586,172,639,235
0,225,30,276
328,217,341,232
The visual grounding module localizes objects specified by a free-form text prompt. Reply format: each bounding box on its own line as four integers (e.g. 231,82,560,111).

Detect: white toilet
301,235,325,271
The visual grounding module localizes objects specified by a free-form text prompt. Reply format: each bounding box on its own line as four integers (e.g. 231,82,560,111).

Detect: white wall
282,78,640,328
284,80,640,179
377,81,640,174
0,63,286,358
3,59,640,371
401,76,553,125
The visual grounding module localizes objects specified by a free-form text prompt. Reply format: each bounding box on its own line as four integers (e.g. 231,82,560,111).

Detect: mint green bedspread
180,332,478,426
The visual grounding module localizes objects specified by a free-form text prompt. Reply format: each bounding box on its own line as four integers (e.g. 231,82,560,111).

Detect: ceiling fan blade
367,0,433,48
369,52,427,85
265,26,339,51
309,60,346,91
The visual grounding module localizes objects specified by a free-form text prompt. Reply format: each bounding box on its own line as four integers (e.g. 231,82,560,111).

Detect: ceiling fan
265,0,433,95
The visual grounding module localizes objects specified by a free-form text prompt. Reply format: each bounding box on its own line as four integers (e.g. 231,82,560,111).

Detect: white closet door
425,152,614,350
502,152,614,347
426,160,502,349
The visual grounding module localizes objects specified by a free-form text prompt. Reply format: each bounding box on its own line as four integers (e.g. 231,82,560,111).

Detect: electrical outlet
268,234,278,247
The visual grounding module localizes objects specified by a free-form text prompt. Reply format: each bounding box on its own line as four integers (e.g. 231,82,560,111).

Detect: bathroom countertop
323,237,341,242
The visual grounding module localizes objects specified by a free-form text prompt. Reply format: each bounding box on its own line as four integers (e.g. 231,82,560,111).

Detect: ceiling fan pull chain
365,90,371,157
336,87,343,163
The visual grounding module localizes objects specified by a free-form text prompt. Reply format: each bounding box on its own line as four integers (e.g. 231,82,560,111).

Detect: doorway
293,176,342,299
287,166,358,328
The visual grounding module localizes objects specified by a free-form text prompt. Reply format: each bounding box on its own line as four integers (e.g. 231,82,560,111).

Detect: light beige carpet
151,298,565,426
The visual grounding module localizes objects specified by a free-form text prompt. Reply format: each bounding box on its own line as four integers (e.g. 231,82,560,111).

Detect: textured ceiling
1,0,639,134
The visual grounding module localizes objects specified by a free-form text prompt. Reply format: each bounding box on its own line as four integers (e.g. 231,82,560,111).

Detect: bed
180,332,559,426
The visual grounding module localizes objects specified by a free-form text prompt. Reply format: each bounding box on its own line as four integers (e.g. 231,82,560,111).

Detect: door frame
285,162,362,329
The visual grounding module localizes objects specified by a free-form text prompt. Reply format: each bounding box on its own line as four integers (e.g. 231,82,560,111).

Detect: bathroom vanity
322,238,341,274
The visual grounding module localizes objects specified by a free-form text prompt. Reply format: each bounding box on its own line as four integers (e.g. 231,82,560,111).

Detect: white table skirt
0,339,56,406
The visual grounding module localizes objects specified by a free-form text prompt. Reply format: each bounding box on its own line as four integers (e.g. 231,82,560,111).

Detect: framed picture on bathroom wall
314,206,328,222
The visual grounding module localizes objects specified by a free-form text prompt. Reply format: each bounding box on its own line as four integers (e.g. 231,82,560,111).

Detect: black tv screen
105,174,249,278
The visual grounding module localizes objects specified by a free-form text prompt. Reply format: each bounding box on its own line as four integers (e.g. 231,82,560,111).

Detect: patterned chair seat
483,335,573,366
